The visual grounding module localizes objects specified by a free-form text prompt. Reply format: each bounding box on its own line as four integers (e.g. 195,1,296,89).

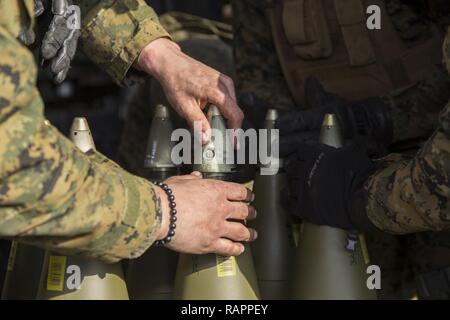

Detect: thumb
173,172,203,181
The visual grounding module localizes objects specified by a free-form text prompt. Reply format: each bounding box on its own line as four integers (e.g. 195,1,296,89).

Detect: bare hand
155,172,257,256
138,38,244,143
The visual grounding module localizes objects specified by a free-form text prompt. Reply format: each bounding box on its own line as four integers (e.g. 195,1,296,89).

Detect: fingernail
248,206,257,220
240,246,245,254
246,188,255,202
250,229,258,241
202,131,210,143
191,171,203,178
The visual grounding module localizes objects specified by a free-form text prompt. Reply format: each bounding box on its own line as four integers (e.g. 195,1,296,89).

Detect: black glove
283,142,378,231
39,0,81,83
276,77,393,157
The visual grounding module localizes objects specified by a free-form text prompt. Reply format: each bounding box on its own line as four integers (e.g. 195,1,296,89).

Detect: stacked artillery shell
36,118,129,300
1,242,45,300
291,114,376,300
174,106,260,300
125,105,179,300
248,109,293,300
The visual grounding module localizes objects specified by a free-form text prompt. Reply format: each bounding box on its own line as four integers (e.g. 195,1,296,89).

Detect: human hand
156,172,257,256
138,38,244,144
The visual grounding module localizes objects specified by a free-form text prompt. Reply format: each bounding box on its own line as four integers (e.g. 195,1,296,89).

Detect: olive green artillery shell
291,224,376,300
144,105,177,172
37,251,129,300
126,247,179,300
291,114,376,300
249,172,294,300
36,118,129,300
1,242,45,300
174,107,260,300
193,106,235,174
174,172,261,300
174,247,260,300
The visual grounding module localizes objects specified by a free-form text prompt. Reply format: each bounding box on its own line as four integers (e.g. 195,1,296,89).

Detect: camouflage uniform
0,0,172,263
232,0,296,111
232,0,450,299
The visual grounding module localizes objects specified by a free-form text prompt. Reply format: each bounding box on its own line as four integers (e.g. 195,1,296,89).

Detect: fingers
227,202,257,221
182,101,211,144
170,172,203,181
207,75,244,131
50,28,80,83
53,68,69,84
34,0,45,16
212,238,245,256
19,27,36,46
222,182,254,202
190,171,202,178
41,16,69,60
222,222,257,242
52,0,68,15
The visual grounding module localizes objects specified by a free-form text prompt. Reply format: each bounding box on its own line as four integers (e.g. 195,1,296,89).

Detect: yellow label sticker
216,255,237,278
358,234,370,265
6,242,18,272
46,255,67,291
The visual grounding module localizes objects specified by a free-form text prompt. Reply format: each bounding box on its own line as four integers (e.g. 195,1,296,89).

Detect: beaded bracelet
154,181,177,247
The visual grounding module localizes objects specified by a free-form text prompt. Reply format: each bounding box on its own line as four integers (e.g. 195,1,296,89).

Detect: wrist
138,38,181,79
156,185,171,240
349,98,393,146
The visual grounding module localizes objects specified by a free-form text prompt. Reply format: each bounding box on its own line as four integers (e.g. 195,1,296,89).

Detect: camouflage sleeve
74,0,171,85
365,28,450,234
366,100,450,234
0,27,162,263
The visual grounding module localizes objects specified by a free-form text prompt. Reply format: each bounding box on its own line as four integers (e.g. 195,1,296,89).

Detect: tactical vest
266,0,445,105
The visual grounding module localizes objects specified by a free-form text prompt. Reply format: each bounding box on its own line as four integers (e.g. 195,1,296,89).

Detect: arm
75,0,243,140
366,99,450,233
384,66,450,144
0,28,256,260
75,0,171,86
366,29,450,233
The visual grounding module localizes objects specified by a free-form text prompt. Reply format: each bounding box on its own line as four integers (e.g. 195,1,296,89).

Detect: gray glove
18,0,45,46
40,0,81,83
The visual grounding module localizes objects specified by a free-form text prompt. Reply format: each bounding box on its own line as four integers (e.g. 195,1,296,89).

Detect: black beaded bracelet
154,181,177,247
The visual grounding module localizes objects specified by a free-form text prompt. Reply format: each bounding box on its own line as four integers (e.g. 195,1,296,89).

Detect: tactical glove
283,142,378,231
39,0,81,83
18,0,45,46
276,77,393,157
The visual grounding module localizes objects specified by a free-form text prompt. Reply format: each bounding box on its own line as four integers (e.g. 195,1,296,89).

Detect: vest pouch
282,0,333,60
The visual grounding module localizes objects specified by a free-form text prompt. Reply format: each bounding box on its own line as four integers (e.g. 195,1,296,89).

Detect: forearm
384,66,450,144
366,100,450,234
0,31,163,263
75,0,171,85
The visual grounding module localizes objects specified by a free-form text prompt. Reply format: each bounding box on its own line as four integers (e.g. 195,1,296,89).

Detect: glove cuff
348,187,377,233
348,97,394,147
